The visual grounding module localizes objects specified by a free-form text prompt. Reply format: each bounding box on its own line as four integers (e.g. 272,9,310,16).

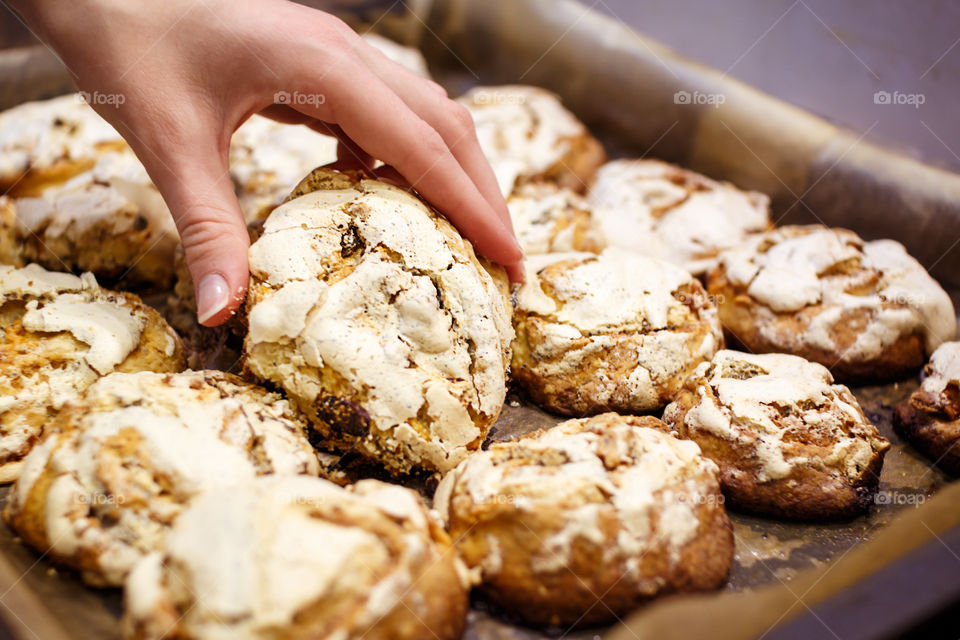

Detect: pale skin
9,0,524,326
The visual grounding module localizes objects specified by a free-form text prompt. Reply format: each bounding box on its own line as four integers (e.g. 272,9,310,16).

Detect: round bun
707,225,956,382
7,149,179,288
0,264,185,483
507,181,606,255
3,370,321,586
123,476,469,640
894,341,960,476
0,94,125,197
587,159,771,275
511,248,723,415
244,168,513,475
663,350,890,520
457,85,606,196
433,413,732,628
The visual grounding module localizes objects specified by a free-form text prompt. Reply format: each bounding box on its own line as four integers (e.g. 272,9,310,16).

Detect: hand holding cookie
10,0,524,326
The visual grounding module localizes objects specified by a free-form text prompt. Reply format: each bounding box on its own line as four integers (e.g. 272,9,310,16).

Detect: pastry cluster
4,370,321,586
0,264,185,482
0,32,956,640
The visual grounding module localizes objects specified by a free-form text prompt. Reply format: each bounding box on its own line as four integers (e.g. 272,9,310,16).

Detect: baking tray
1,0,960,638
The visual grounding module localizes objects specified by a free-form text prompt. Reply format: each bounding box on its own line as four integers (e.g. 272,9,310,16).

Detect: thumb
135,138,250,327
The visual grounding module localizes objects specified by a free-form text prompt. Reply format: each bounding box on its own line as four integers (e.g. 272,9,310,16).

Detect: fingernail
197,273,229,325
507,232,525,261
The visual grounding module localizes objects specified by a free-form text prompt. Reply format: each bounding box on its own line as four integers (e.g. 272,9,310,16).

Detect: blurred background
596,0,960,173
4,0,957,172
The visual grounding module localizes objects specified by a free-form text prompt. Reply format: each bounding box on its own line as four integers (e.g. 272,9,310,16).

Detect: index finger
291,60,524,274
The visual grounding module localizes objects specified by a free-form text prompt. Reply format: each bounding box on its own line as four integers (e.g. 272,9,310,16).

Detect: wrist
9,0,112,53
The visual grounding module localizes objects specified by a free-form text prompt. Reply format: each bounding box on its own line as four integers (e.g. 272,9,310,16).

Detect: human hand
11,0,523,325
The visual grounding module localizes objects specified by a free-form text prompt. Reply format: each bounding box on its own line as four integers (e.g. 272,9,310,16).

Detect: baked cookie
507,181,606,255
0,264,185,483
123,476,468,640
457,85,606,196
229,114,339,222
433,413,732,628
663,350,891,520
361,32,432,78
244,168,513,474
3,370,321,587
8,149,179,289
0,94,125,197
895,341,960,475
708,225,956,383
587,159,771,275
511,248,723,415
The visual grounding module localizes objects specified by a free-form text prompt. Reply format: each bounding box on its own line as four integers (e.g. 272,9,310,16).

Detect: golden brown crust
894,400,960,476
709,267,926,382
457,85,606,196
540,130,606,194
0,267,186,482
662,351,890,521
893,345,960,476
511,250,723,416
2,141,127,197
4,370,319,587
244,168,513,475
3,149,180,290
15,212,177,290
0,197,23,267
506,182,606,256
706,226,955,383
435,413,733,627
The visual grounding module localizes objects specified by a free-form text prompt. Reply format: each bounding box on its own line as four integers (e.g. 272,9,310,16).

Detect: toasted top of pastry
434,413,719,570
0,94,124,191
245,169,512,473
6,370,320,586
123,476,467,640
672,350,887,482
718,225,955,357
458,85,593,195
588,159,771,274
